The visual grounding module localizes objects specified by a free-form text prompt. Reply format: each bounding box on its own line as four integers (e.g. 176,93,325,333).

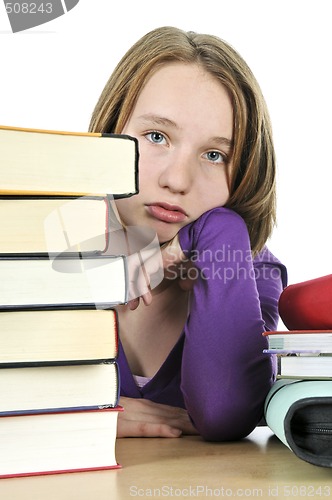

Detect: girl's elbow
189,403,263,442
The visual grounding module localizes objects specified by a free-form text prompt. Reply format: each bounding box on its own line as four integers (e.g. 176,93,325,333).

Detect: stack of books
0,125,139,478
263,274,332,467
263,274,332,380
263,330,332,379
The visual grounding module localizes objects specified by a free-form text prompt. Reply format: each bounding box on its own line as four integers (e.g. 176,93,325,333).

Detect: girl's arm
178,207,287,441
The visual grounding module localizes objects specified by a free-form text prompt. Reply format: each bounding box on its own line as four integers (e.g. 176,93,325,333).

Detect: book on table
0,305,122,477
0,125,138,198
263,274,332,467
0,407,123,478
0,124,135,477
0,304,122,477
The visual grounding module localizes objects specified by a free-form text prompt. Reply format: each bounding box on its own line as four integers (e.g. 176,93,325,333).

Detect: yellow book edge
0,124,102,138
1,125,106,196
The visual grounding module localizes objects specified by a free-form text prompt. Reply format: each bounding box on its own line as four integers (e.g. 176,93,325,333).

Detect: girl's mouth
146,203,187,223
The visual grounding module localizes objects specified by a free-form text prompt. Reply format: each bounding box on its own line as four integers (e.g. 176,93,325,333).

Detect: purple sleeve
178,207,287,441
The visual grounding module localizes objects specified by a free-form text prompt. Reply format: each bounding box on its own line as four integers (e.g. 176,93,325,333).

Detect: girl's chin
157,229,180,245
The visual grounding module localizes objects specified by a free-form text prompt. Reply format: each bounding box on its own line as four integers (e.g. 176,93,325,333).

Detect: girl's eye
146,131,166,144
204,151,226,164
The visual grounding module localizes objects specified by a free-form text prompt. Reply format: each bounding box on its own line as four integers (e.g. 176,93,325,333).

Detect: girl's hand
126,237,164,310
160,234,185,270
162,235,197,292
117,396,199,438
127,234,196,310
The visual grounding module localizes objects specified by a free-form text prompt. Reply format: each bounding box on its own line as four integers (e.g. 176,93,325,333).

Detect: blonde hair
89,26,276,255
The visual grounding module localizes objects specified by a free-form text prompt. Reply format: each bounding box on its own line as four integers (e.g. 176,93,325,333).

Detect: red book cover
278,274,332,330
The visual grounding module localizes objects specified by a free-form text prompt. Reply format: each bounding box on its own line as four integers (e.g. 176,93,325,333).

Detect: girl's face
116,62,234,243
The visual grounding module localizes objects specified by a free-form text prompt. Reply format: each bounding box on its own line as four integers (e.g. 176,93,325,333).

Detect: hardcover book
0,306,118,364
276,355,332,380
0,362,120,415
0,407,123,478
0,125,138,197
263,330,332,354
0,254,128,307
0,196,111,254
278,274,332,330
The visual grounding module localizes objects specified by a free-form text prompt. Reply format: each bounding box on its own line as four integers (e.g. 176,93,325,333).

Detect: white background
1,0,331,286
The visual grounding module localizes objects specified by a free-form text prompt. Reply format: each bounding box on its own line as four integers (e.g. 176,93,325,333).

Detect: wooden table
1,427,331,499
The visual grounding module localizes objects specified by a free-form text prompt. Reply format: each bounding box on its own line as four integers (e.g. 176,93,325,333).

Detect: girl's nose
158,149,194,194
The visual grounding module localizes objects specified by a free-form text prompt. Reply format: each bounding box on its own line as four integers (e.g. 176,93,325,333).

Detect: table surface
1,427,332,499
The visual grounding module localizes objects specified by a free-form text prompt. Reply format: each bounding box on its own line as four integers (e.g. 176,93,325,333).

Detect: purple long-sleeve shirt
118,207,287,441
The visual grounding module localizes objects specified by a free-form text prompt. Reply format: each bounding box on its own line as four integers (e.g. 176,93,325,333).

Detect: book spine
101,133,139,199
0,406,124,418
0,359,118,368
0,302,121,311
0,404,120,417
